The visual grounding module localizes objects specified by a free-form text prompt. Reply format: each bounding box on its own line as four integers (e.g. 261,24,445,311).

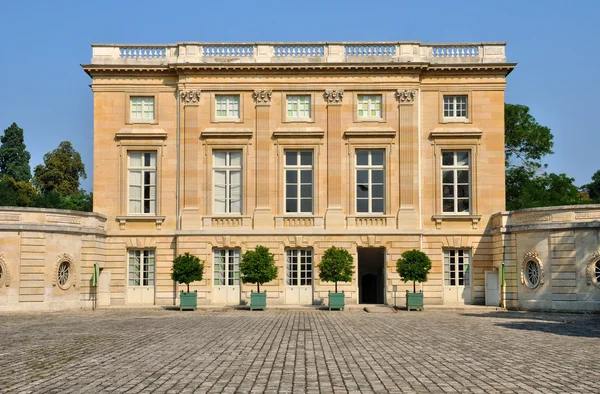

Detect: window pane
286,199,297,213
214,152,227,166
457,199,469,212
357,199,369,213
442,170,454,184
356,151,369,166
230,152,242,167
372,199,384,213
300,199,312,213
286,185,297,198
357,184,369,198
300,170,312,184
372,170,383,184
456,151,469,165
300,151,312,166
372,185,384,198
457,185,469,198
371,151,384,166
285,151,297,166
356,170,368,184
443,199,455,212
230,171,241,185
457,170,469,183
230,199,241,213
300,185,312,198
442,185,454,198
442,152,454,166
286,171,297,184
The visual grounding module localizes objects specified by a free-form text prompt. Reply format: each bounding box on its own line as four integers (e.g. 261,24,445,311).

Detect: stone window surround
212,150,243,215
439,90,473,124
431,138,480,229
125,91,159,125
204,144,249,216
210,92,244,123
117,140,165,230
353,92,387,123
586,251,600,288
521,252,544,289
281,92,316,123
53,253,76,291
346,141,393,216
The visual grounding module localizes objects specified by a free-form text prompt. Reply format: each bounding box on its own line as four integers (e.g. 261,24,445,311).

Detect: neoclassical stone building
1,41,597,311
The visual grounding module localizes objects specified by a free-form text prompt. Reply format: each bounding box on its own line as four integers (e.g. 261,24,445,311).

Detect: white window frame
355,149,385,214
128,249,155,287
443,95,468,120
213,249,240,286
286,95,311,120
213,151,242,214
130,96,155,122
357,94,383,120
128,151,157,215
286,249,313,286
215,95,240,119
441,151,471,214
284,150,313,214
443,249,470,287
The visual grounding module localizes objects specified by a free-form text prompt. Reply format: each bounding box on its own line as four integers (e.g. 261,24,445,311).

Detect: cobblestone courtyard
0,308,598,393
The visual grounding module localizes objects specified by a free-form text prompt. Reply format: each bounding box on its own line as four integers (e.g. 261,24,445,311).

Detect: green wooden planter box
406,290,424,311
179,290,197,311
250,290,267,311
328,291,345,311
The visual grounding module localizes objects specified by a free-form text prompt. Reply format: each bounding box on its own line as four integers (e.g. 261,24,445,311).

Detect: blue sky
1,0,598,191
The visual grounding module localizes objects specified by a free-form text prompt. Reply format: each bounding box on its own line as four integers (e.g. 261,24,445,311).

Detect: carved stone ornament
0,254,10,287
180,90,201,104
53,253,76,290
324,90,344,104
587,251,600,287
395,89,416,103
252,90,272,104
521,252,544,288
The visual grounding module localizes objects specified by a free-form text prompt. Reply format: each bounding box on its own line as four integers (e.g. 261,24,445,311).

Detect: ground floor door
358,247,385,304
212,249,241,304
285,249,313,304
443,249,471,304
127,250,155,305
485,270,500,306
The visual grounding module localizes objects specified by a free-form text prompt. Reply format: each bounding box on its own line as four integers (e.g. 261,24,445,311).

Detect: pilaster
324,90,346,229
180,90,202,230
252,90,274,228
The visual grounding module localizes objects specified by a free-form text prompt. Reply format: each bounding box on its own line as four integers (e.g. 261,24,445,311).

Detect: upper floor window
356,149,385,213
285,151,313,213
443,96,468,119
130,96,155,122
442,151,470,214
287,95,311,119
214,151,242,214
216,95,240,119
128,152,156,215
357,95,382,119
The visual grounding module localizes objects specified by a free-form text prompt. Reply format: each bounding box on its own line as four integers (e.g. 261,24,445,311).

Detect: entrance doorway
212,249,241,305
443,249,472,304
285,249,314,305
127,249,155,305
358,247,385,304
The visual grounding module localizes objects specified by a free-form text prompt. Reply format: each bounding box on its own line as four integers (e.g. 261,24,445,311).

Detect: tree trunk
335,281,338,293
257,282,260,293
187,283,190,293
413,280,416,293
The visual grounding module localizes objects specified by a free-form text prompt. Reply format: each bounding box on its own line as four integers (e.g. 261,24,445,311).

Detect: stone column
324,90,346,229
180,90,202,230
252,90,273,228
395,89,419,229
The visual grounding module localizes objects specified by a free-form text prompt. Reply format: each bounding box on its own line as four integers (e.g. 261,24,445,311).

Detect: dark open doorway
358,247,385,304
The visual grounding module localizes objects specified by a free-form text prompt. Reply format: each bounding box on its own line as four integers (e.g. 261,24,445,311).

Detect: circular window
57,261,72,290
524,260,541,288
595,261,600,284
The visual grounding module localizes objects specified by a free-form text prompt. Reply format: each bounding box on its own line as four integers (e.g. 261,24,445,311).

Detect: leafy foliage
240,245,278,293
171,253,204,293
317,246,354,293
0,175,35,207
581,170,600,203
396,249,432,293
0,123,32,182
33,141,87,196
505,104,553,169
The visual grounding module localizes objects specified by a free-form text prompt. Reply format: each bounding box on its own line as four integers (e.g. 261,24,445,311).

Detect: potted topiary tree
171,252,204,311
396,249,432,311
317,246,354,311
240,245,278,311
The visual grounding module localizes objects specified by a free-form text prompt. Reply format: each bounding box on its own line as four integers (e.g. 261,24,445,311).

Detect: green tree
317,246,354,293
171,253,204,293
0,175,35,207
396,249,432,293
581,170,600,203
33,141,87,196
0,123,32,182
505,104,553,170
240,245,278,293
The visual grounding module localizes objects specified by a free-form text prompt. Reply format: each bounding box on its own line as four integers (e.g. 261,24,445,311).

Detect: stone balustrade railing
90,42,507,65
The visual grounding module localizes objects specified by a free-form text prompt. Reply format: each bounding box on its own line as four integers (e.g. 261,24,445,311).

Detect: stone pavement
0,309,598,393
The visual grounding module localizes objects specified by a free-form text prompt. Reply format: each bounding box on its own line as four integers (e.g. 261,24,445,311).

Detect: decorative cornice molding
252,90,272,105
180,90,201,105
395,89,417,103
324,90,344,104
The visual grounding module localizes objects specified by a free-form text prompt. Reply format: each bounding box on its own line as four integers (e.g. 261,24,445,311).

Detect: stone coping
0,206,107,220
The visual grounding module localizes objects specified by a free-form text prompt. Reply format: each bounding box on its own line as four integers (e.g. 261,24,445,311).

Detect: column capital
395,89,417,104
180,90,201,105
324,89,344,105
252,90,272,106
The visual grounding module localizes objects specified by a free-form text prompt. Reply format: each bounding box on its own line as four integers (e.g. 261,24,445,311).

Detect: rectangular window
213,249,240,286
285,151,313,213
286,249,313,286
128,152,156,215
355,150,385,213
444,249,470,287
128,250,155,287
215,95,240,118
213,151,242,214
286,95,311,119
443,96,468,119
357,95,382,119
442,151,470,214
130,97,155,122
